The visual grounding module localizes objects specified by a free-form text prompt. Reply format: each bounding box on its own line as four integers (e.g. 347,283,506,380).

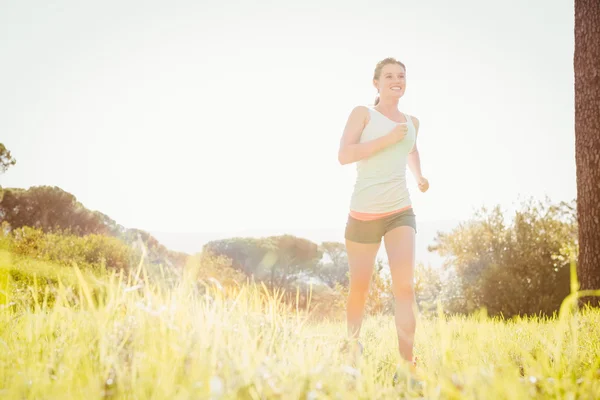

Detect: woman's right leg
346,238,381,340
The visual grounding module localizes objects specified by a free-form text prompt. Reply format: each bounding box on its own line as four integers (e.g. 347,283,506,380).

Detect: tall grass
1,249,600,399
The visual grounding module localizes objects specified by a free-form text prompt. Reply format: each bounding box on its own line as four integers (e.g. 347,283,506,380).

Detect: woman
338,57,429,382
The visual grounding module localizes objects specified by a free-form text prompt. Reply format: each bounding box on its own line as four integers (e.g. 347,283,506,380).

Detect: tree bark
574,0,600,304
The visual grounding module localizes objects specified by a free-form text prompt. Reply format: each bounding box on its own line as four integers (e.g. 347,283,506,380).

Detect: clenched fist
388,123,408,143
417,176,429,193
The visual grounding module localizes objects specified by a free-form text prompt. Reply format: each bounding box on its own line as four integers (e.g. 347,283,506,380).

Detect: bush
0,248,109,309
185,250,248,288
429,198,577,317
8,226,133,271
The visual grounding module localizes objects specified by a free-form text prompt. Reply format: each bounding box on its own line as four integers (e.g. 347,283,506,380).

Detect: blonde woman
338,57,429,385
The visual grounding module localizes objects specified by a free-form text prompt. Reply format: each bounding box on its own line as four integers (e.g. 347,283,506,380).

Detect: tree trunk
574,0,600,304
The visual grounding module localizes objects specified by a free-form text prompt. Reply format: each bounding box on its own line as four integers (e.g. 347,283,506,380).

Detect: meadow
1,247,599,400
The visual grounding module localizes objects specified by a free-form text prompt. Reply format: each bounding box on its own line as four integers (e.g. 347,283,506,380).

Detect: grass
1,250,600,399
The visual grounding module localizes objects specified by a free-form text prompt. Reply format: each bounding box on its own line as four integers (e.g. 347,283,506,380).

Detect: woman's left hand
418,176,429,193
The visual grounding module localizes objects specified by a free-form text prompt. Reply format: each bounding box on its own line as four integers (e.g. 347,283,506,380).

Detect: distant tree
0,143,16,174
429,198,577,316
0,186,106,235
203,237,268,276
186,251,248,288
0,185,188,269
88,211,187,269
263,234,322,287
204,235,322,288
574,0,600,304
414,263,443,315
0,188,29,229
314,241,350,287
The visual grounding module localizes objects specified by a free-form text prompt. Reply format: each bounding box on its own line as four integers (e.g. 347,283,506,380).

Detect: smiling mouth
391,86,403,91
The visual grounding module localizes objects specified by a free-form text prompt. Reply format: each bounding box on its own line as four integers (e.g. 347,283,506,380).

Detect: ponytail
374,95,380,105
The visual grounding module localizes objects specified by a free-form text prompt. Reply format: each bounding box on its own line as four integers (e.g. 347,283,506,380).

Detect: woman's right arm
337,106,404,165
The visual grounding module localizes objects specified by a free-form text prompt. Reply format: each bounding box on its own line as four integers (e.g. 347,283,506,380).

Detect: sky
0,0,576,266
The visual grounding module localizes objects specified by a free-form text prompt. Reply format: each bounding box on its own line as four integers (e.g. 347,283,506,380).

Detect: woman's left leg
383,225,417,363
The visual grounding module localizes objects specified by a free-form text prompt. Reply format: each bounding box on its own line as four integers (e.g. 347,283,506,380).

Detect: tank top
349,106,417,215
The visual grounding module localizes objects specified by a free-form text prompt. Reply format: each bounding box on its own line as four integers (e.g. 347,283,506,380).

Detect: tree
186,251,248,288
203,237,269,276
0,185,188,269
0,186,106,235
414,263,443,315
203,235,322,289
0,143,16,174
429,198,577,316
260,235,322,287
314,242,350,288
574,0,600,304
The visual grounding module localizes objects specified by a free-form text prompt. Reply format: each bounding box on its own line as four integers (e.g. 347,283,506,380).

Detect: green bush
8,226,133,271
429,198,577,317
0,248,109,309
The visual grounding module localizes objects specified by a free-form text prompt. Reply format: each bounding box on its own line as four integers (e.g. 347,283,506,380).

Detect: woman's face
374,63,406,100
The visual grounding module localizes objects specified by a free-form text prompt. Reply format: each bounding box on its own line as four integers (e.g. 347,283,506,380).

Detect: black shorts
344,208,417,244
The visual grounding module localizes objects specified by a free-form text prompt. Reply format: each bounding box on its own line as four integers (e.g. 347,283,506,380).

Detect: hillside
0,185,188,269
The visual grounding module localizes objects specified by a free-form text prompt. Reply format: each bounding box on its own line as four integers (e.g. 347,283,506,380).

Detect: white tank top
349,106,417,213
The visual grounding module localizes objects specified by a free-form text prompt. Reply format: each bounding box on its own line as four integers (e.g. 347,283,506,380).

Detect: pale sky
1,0,576,264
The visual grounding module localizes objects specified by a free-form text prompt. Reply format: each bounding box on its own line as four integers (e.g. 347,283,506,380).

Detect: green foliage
0,143,16,174
0,181,580,321
0,248,109,309
429,198,577,316
203,234,322,288
203,237,266,276
0,186,188,269
314,241,350,288
414,263,442,315
117,228,188,269
185,250,248,288
7,226,133,271
0,251,10,306
0,186,107,235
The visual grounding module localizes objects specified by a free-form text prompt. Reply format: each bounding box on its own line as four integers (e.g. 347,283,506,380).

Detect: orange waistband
349,205,412,221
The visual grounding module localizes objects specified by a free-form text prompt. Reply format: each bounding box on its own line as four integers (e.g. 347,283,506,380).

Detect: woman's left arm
407,116,430,193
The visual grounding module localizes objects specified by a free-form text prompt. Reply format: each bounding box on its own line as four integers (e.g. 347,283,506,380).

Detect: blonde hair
373,57,406,105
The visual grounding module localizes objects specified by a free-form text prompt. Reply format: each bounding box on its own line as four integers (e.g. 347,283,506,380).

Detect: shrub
8,227,133,271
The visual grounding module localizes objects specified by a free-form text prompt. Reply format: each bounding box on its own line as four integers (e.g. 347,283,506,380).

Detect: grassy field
1,249,600,399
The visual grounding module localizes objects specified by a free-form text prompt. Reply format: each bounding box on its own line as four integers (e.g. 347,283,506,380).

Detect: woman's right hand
388,123,408,143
